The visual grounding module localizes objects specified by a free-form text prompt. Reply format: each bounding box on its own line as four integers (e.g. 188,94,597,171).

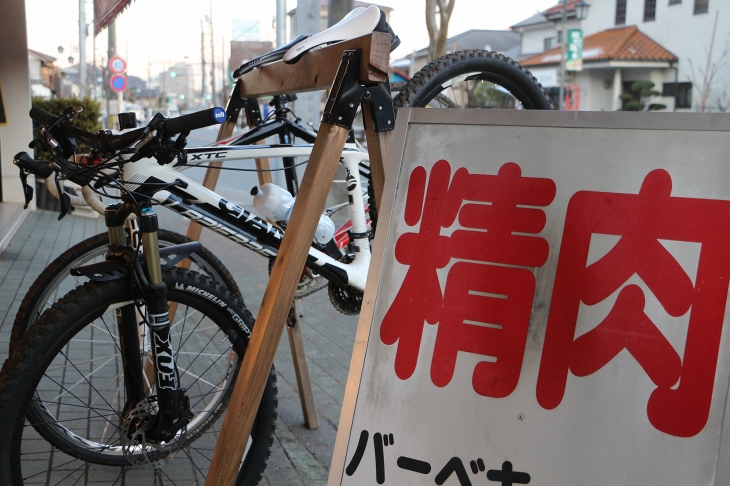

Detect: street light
575,1,591,20
559,0,590,110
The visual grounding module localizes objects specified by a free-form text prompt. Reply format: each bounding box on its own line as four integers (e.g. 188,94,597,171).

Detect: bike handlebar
28,106,226,155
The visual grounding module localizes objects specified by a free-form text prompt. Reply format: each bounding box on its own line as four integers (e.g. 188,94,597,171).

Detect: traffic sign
110,74,127,93
109,56,127,74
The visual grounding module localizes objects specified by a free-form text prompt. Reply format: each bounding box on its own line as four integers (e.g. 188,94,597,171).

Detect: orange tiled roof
543,0,582,16
520,26,678,67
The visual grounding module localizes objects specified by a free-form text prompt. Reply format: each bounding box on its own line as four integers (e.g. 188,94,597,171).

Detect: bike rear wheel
393,50,553,110
0,268,277,485
361,50,553,234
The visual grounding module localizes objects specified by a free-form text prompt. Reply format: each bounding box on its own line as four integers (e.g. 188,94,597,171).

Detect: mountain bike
2,106,280,485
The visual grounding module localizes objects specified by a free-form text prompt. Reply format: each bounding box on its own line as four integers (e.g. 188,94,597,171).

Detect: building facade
512,0,728,111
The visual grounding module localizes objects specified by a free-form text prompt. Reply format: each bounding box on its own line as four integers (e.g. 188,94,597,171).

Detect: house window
644,0,656,21
616,0,627,24
663,82,693,109
557,30,563,45
544,37,555,51
694,0,709,14
668,0,681,5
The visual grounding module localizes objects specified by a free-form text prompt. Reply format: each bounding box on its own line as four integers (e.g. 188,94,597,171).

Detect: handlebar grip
164,107,226,135
29,107,59,126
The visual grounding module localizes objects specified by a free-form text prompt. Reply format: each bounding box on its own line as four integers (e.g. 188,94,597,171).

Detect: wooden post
205,122,349,486
184,119,238,241
205,34,391,485
287,300,319,429
361,103,392,212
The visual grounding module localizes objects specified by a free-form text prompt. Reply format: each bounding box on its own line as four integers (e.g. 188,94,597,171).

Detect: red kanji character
432,262,536,398
537,169,730,437
381,160,555,396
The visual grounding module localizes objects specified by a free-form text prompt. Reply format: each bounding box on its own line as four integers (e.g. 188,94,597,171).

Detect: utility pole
107,21,115,124
276,0,286,47
328,0,353,27
92,25,97,99
107,21,123,125
559,0,567,110
79,0,87,96
209,0,216,106
221,36,227,102
201,17,207,108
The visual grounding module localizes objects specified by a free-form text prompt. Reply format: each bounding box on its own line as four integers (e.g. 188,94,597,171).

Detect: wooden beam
361,103,392,212
205,122,349,486
238,32,391,98
183,119,238,242
287,300,319,429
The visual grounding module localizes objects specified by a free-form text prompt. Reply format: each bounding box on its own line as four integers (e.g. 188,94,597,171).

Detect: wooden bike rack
204,32,393,485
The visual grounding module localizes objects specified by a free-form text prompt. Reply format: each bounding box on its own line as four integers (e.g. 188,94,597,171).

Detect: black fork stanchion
105,202,146,415
138,205,194,441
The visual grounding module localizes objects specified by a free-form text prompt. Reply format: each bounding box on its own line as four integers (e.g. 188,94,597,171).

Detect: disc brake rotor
120,397,185,468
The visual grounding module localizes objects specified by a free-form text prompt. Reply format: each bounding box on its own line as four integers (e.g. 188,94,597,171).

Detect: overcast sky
25,0,556,81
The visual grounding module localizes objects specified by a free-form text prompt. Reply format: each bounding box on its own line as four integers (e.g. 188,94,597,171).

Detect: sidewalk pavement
0,209,361,485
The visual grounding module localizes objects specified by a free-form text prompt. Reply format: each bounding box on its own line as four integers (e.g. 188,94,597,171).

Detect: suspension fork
107,200,192,441
106,202,146,415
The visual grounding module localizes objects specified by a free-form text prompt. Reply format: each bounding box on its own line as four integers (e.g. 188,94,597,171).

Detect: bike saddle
284,5,400,64
232,34,310,78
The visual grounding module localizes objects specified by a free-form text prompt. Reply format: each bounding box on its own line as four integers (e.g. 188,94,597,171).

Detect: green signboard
566,29,583,72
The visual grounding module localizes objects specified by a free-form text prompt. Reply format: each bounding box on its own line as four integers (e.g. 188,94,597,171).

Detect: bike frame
121,142,371,291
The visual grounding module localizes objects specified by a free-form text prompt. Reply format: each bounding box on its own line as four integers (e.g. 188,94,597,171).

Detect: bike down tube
122,147,371,290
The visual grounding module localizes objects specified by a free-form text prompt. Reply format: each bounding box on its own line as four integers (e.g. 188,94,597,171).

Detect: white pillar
612,68,622,111
0,0,33,203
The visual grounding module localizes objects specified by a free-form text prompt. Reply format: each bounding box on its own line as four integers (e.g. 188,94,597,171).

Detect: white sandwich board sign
329,109,730,486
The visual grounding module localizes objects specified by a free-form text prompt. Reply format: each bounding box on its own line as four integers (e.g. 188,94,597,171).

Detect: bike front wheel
0,268,277,485
10,229,242,347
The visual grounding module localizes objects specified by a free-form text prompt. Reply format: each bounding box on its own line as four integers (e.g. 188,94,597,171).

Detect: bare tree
687,12,729,112
426,0,456,61
329,0,354,27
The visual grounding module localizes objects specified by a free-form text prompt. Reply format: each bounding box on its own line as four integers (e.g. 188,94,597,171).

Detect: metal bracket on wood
322,50,395,134
361,81,394,132
244,97,263,126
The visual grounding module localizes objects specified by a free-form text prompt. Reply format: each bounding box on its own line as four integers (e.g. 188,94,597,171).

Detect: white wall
0,0,33,203
519,18,582,57
582,0,729,111
579,70,614,111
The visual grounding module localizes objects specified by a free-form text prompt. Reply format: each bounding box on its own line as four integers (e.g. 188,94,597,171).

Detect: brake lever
54,175,72,221
18,170,33,209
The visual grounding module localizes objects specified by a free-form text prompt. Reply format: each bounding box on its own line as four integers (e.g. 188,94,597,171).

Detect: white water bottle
251,183,294,221
251,183,336,245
